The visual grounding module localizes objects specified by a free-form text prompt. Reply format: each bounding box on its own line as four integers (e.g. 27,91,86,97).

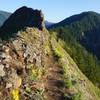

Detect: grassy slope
49,12,100,87
50,32,100,100
21,28,100,100
0,27,100,100
49,27,100,88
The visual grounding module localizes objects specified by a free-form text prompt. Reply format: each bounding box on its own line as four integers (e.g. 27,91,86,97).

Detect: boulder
0,64,5,77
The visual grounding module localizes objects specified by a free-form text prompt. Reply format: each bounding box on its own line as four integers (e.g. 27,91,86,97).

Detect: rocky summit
0,6,45,39
0,7,100,100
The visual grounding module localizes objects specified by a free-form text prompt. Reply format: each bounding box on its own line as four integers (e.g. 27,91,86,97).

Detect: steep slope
0,7,100,100
50,34,100,100
0,10,11,27
49,11,100,87
0,27,100,100
50,11,100,59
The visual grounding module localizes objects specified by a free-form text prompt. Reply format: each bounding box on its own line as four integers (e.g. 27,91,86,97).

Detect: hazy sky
0,0,100,22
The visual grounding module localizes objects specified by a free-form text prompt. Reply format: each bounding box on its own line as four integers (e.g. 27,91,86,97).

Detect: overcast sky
0,0,100,22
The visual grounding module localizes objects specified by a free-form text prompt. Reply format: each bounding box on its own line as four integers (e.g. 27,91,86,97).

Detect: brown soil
42,55,65,100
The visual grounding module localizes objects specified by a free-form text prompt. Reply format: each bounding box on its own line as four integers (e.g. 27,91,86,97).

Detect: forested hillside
49,11,100,87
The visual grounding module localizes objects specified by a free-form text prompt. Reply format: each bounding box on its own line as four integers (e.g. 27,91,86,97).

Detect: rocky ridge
0,7,100,100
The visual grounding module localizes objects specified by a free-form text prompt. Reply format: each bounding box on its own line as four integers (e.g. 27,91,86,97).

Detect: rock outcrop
0,6,45,39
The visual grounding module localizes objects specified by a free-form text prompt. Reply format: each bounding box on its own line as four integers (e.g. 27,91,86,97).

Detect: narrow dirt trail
43,55,65,100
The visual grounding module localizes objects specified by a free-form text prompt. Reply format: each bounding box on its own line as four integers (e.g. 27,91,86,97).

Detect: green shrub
30,68,45,82
72,92,81,100
65,79,72,88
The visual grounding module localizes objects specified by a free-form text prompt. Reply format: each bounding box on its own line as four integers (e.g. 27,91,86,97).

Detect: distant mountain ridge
45,20,54,28
51,11,100,27
50,11,100,59
0,10,11,26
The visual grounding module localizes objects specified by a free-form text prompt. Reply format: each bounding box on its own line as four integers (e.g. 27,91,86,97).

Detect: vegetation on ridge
0,7,100,100
49,12,100,88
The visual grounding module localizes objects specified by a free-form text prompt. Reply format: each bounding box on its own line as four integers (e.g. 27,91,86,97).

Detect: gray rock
0,64,5,77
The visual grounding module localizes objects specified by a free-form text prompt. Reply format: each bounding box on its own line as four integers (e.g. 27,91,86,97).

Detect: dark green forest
49,12,100,87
